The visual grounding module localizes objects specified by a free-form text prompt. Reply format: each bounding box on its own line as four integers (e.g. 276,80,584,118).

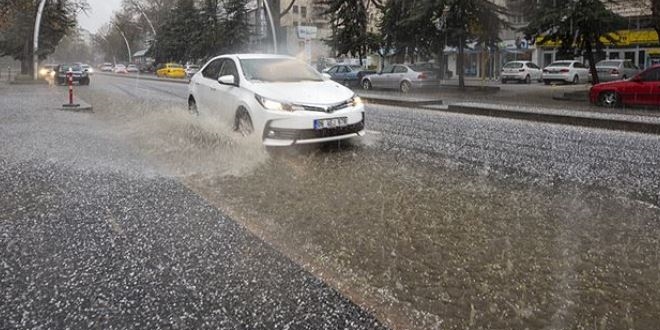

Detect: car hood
248,80,354,105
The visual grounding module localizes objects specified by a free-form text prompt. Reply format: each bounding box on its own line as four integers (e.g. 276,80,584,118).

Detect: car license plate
314,117,348,130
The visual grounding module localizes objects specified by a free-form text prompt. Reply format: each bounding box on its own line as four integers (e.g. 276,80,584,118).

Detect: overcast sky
77,0,123,33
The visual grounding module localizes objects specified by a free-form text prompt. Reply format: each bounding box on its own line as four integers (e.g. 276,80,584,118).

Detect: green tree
222,0,251,54
318,0,371,63
523,0,623,84
151,0,202,63
0,0,88,76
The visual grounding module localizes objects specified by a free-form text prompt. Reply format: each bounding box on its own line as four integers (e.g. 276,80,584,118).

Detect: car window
393,66,408,73
327,66,338,74
503,62,523,69
202,59,223,79
340,66,351,73
219,59,239,83
381,66,394,73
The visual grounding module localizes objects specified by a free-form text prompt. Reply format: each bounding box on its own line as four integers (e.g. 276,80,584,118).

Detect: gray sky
78,0,123,33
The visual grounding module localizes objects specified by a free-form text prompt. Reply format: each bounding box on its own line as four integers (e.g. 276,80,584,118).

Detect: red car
590,65,660,107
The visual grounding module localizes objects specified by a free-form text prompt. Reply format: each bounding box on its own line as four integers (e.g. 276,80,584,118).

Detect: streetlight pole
263,0,278,53
114,24,132,63
130,0,156,36
33,0,47,80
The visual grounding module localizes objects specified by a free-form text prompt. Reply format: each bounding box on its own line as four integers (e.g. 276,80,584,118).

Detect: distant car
55,63,90,85
590,65,660,108
81,64,93,75
542,60,590,84
500,61,542,84
361,63,440,93
595,59,640,82
185,64,200,78
325,64,376,86
188,54,365,146
156,63,186,78
126,64,139,73
38,64,58,79
113,64,128,74
101,62,113,72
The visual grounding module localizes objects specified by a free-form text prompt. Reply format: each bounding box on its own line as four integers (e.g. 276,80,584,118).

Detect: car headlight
39,68,48,76
255,94,301,111
350,95,363,107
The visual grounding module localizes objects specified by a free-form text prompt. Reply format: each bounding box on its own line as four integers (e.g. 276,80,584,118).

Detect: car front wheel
599,91,620,108
400,81,411,93
235,108,253,136
362,79,372,90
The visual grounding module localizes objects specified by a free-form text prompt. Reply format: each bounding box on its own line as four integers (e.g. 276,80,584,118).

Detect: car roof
234,53,294,60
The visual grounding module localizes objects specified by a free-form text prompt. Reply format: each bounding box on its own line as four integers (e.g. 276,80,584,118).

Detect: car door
215,58,242,122
528,63,542,80
370,66,392,89
392,65,409,88
195,58,223,115
639,68,660,105
326,66,339,80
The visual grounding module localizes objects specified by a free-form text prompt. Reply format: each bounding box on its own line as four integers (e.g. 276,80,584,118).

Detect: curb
553,90,589,102
443,104,660,135
362,96,443,107
58,100,93,112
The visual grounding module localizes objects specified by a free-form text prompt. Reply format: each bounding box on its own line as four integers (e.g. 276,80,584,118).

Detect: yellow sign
536,29,659,47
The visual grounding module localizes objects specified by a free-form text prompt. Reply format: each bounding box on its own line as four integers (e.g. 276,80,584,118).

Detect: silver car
595,59,640,82
361,63,440,93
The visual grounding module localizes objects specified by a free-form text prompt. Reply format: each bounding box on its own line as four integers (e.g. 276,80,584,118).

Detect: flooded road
68,75,660,329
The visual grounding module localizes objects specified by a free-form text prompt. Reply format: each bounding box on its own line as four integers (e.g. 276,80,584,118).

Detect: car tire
599,91,620,108
501,79,507,84
525,75,531,84
572,75,579,84
622,75,628,80
400,81,411,93
235,108,253,136
544,80,550,85
362,79,372,90
188,96,199,116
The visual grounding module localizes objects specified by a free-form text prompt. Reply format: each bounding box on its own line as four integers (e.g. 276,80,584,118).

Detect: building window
301,6,307,18
293,5,298,14
293,21,299,26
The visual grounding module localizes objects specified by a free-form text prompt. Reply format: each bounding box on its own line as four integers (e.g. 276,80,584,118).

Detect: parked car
101,62,113,72
361,63,440,93
185,64,200,78
325,64,376,86
188,54,365,146
113,64,128,74
126,64,139,73
595,59,640,82
542,60,590,84
38,63,58,79
55,63,90,85
156,63,186,78
500,61,542,84
590,65,660,108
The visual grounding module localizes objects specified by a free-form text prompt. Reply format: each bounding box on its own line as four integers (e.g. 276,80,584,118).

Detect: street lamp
114,23,132,63
262,0,278,53
33,0,47,80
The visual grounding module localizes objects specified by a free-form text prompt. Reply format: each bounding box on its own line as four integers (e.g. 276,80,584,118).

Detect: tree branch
280,0,296,17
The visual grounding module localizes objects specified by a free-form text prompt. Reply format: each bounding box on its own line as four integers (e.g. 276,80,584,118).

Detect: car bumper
259,105,365,146
542,73,571,82
411,80,441,88
596,74,624,82
501,73,526,80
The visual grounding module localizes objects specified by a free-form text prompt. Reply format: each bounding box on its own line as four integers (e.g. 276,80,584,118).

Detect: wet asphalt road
0,84,386,329
3,74,660,329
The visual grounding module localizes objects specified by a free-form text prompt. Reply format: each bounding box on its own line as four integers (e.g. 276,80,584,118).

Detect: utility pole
33,0,47,80
114,24,132,63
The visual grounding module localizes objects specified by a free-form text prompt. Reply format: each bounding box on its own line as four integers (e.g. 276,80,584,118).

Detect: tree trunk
458,35,465,89
585,38,598,85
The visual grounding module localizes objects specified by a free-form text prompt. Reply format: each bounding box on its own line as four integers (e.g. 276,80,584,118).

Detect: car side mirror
218,74,237,86
321,73,332,81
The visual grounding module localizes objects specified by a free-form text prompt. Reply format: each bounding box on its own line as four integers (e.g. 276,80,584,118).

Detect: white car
126,64,139,73
101,63,113,72
500,61,542,84
542,60,590,84
113,64,127,74
188,54,365,146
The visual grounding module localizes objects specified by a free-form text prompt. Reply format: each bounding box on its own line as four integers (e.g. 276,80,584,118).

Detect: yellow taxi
156,63,186,79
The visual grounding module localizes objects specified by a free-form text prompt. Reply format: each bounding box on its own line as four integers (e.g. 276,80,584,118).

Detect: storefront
536,29,659,69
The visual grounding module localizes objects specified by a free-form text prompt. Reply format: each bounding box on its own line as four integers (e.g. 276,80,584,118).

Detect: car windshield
408,63,438,71
169,64,183,68
240,58,322,82
503,62,524,69
59,64,81,71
